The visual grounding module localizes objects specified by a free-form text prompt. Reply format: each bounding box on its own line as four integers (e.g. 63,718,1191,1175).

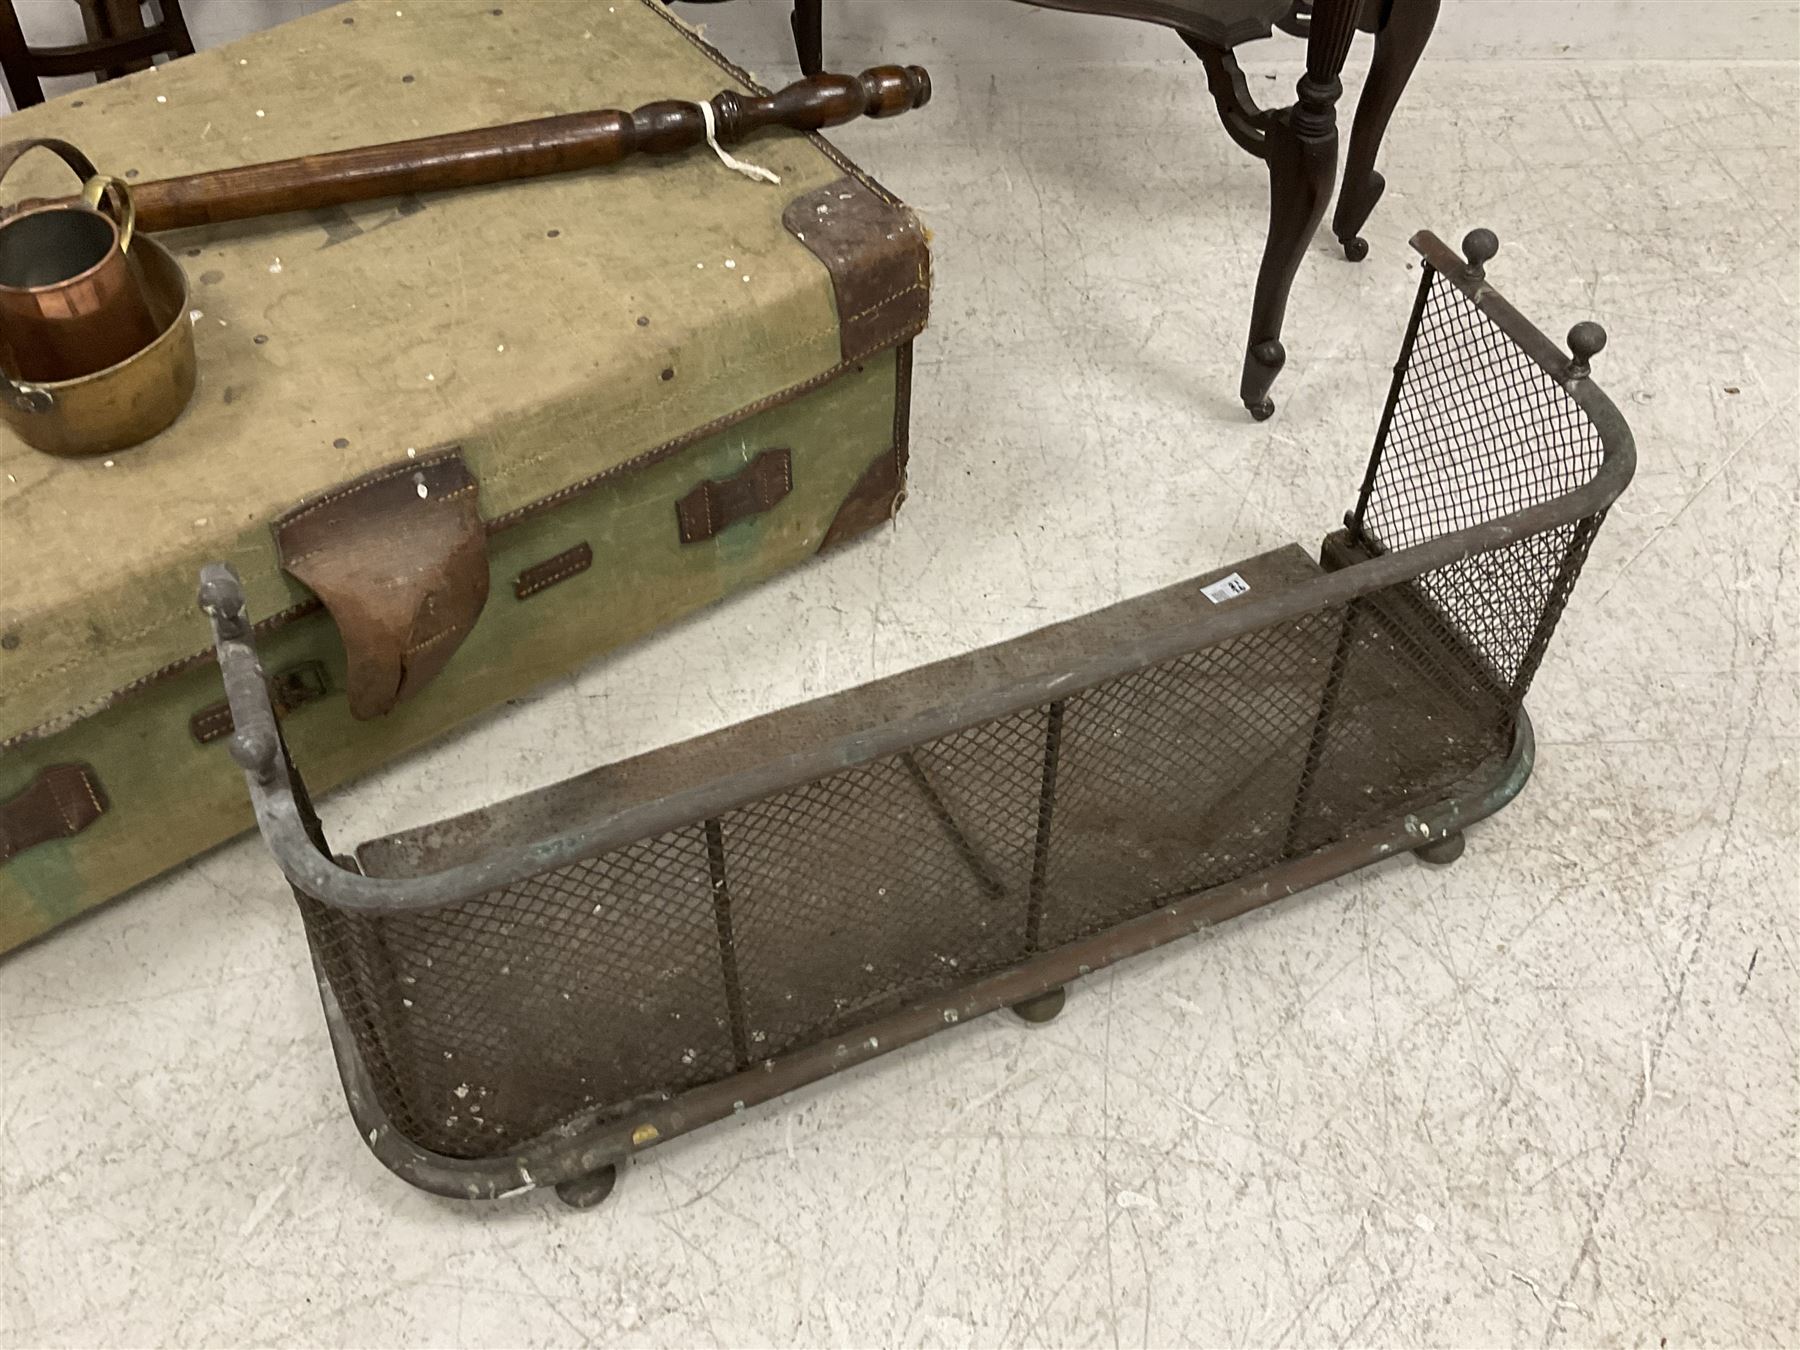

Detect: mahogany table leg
1333,0,1438,260
791,0,822,76
1238,102,1338,419
1188,0,1357,419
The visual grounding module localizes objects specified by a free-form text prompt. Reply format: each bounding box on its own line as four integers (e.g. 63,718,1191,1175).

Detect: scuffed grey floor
2,7,1795,1345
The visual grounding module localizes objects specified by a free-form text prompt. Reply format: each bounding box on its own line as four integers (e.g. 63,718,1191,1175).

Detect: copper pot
0,141,161,384
0,139,196,456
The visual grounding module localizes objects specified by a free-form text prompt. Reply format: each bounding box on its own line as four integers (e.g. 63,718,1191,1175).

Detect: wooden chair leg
1333,0,1438,260
158,0,196,59
94,0,153,81
74,0,108,51
791,0,822,76
0,0,45,109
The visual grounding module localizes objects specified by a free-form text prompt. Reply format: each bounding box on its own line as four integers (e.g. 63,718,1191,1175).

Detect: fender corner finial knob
1461,228,1499,278
1567,320,1607,378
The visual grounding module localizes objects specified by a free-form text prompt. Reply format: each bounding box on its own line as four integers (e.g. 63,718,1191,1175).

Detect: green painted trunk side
0,351,902,953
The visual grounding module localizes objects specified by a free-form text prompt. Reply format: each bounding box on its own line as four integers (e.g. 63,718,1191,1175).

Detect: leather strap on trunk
0,763,107,863
189,659,331,745
676,448,793,544
275,450,489,721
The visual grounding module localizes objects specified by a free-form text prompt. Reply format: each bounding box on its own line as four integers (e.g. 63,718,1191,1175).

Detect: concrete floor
3,5,1796,1345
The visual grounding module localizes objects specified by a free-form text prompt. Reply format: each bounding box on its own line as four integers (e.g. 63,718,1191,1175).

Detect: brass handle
3,380,53,415
80,174,135,253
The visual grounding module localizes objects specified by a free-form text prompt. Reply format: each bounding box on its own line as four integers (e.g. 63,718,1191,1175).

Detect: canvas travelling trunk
0,0,930,953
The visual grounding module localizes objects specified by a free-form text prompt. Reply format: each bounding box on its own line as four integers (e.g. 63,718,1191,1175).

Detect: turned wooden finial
726,65,931,138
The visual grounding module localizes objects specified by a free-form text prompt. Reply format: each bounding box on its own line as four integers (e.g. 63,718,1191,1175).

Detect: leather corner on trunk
820,446,906,554
276,450,489,721
1,764,107,864
784,177,930,363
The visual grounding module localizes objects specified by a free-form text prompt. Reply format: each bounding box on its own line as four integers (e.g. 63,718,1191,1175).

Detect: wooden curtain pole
124,66,931,233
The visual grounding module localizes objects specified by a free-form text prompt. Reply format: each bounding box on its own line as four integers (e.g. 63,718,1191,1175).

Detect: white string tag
697,100,782,186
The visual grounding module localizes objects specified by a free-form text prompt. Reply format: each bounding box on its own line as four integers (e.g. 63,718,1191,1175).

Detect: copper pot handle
0,137,104,206
0,139,131,252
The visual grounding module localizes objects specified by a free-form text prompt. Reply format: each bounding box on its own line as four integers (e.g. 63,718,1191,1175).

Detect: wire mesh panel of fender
1358,263,1607,697
299,571,1520,1161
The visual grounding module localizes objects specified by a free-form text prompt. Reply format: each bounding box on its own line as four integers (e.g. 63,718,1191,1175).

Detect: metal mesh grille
1357,265,1608,696
1039,614,1337,946
301,831,739,1158
299,263,1615,1162
724,714,1050,1059
1363,271,1605,551
303,585,1520,1159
